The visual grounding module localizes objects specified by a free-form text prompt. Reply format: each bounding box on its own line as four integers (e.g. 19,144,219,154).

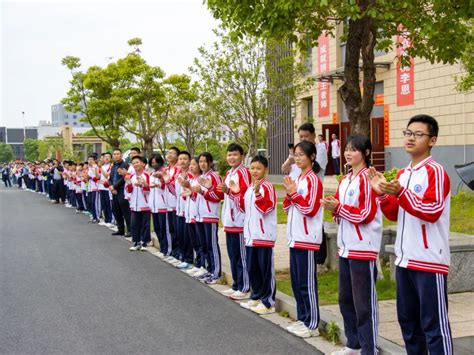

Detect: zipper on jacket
398,170,413,265
355,224,363,241
340,178,354,255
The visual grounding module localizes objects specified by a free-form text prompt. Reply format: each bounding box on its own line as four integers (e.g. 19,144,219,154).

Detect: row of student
19,113,452,355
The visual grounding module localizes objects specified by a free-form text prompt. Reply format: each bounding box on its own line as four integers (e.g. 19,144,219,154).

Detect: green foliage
383,168,399,182
24,139,39,161
455,20,474,92
450,191,474,235
0,143,14,162
279,310,290,318
325,321,341,345
38,137,65,160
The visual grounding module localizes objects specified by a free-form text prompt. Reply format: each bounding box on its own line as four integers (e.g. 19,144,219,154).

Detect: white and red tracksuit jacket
149,172,167,214
233,179,278,247
333,167,382,260
185,175,200,224
220,165,251,233
378,156,451,274
176,171,193,218
283,170,324,251
88,166,100,192
199,170,222,224
125,171,151,212
99,163,111,190
164,164,180,212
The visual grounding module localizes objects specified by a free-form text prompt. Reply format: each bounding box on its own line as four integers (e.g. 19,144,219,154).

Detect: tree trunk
110,138,120,150
143,138,154,160
338,0,376,137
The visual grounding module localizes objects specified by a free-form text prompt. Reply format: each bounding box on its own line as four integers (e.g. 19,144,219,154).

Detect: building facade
267,25,474,191
0,127,38,160
51,103,89,128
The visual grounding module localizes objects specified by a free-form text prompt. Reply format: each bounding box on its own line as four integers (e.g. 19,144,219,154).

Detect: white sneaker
286,320,305,332
251,302,275,315
176,262,189,269
140,246,148,251
98,221,107,226
129,245,141,251
185,266,200,275
106,223,116,229
164,256,176,263
192,268,208,278
290,325,319,338
240,300,260,309
330,347,361,355
170,259,182,266
221,288,237,296
229,291,250,300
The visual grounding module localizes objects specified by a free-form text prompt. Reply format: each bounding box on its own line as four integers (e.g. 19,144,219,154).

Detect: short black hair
88,154,97,161
178,151,191,159
168,146,180,155
130,147,141,153
131,156,146,164
226,143,244,155
298,122,315,134
407,114,439,137
148,153,164,168
113,148,122,153
250,155,268,168
104,152,112,157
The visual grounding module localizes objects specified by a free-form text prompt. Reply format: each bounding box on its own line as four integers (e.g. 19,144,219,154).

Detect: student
215,143,251,299
181,157,202,271
125,156,151,251
281,123,317,179
368,114,453,355
75,163,87,213
163,147,181,262
98,152,114,228
172,151,193,268
123,147,141,202
283,140,323,338
189,152,222,283
321,135,382,355
230,155,277,315
148,154,168,257
67,162,77,209
87,154,101,223
331,133,341,175
316,134,328,181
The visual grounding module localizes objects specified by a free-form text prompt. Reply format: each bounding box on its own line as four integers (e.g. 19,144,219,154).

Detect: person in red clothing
125,156,151,251
283,140,323,338
322,135,382,355
368,114,452,355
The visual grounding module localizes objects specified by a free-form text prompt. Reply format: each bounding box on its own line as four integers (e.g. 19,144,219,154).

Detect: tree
0,143,14,162
206,0,473,135
61,56,126,150
38,137,65,160
113,39,196,158
456,20,474,92
24,139,39,161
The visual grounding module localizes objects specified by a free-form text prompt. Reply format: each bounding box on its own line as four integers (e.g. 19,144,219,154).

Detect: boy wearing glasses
368,114,452,355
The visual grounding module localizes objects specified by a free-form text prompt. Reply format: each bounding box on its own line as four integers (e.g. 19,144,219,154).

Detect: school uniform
68,172,77,208
378,156,452,355
234,179,277,309
175,172,194,263
333,167,382,354
75,174,86,211
126,171,151,247
221,164,252,292
87,166,100,220
199,170,223,278
283,169,323,330
149,172,169,255
98,163,113,224
164,164,181,258
185,176,202,268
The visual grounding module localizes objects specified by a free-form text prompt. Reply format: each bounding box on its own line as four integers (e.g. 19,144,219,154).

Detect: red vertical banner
383,105,390,146
318,35,330,117
397,27,414,106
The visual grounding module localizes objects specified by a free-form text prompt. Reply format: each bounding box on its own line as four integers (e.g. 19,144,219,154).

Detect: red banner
396,28,414,106
318,35,330,117
384,105,390,145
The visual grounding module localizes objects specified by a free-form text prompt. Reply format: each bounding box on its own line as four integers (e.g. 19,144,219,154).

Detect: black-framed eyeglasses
402,130,433,139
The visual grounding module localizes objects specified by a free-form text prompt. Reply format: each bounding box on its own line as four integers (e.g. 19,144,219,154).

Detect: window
64,114,68,118
306,97,314,120
73,122,77,125
81,124,84,127
65,122,69,125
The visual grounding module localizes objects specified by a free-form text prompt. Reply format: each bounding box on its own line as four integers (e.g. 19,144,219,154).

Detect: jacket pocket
206,201,211,213
355,225,363,241
230,208,235,221
303,217,309,235
421,224,428,249
259,218,265,234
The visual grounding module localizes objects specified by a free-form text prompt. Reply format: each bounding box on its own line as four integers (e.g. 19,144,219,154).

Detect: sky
0,0,219,127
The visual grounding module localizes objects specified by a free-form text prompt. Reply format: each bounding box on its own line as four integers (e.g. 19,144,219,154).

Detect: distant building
0,126,38,159
51,103,90,128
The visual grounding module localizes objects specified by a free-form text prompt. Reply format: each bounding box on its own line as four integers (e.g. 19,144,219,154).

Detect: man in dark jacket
109,148,131,237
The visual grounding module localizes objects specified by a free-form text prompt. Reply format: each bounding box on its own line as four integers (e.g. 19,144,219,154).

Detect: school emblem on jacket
413,184,422,193
348,189,355,196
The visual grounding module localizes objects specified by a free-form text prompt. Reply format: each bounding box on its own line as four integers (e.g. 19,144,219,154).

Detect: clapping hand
228,180,240,194
367,167,386,195
181,188,192,197
283,176,297,195
254,179,262,195
321,196,339,212
379,179,402,196
198,177,212,189
216,182,228,193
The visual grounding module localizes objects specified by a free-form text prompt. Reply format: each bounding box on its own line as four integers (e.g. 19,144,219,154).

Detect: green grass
276,264,396,306
450,191,474,234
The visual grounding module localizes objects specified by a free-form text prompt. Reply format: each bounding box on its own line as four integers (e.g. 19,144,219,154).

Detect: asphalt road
0,186,321,355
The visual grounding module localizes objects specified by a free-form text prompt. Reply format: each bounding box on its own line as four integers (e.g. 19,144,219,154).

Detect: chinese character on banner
318,35,330,117
397,26,414,106
383,105,390,145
